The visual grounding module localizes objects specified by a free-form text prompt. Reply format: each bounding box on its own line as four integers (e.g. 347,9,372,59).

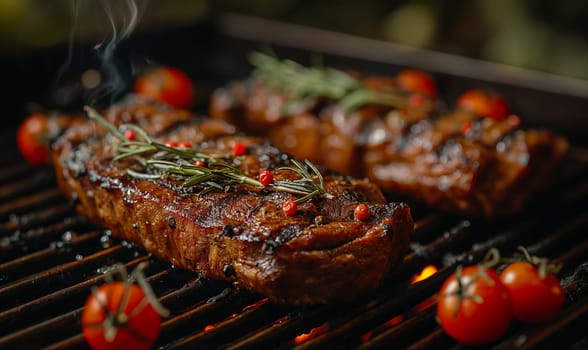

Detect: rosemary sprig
249,51,411,113
273,159,333,202
85,106,331,203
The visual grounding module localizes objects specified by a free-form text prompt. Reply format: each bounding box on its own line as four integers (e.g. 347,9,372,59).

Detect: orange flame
294,323,330,344
411,265,438,284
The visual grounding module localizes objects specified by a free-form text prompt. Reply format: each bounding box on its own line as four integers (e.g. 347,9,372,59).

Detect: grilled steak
210,74,568,218
52,96,414,305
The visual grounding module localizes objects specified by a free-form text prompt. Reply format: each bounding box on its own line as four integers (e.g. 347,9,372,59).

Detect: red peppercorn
461,122,473,135
232,142,246,156
282,200,297,216
123,129,136,141
409,93,425,108
259,170,274,187
195,160,206,167
457,89,509,121
396,69,438,97
354,203,370,221
177,141,192,149
506,114,521,127
164,140,178,148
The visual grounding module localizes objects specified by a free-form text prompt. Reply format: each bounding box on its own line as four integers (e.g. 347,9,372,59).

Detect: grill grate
0,145,587,349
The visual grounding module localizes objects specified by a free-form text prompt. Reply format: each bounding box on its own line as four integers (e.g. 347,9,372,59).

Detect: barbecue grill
1,13,587,350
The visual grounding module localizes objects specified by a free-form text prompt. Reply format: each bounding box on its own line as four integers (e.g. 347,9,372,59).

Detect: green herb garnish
249,51,410,113
85,106,332,203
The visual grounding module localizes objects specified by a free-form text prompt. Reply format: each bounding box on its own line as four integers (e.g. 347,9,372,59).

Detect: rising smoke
92,0,145,104
55,0,147,107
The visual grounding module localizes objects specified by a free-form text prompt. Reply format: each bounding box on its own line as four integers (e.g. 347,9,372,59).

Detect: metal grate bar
357,304,437,350
0,215,89,263
0,187,64,219
0,162,31,184
0,170,55,201
1,202,74,233
163,296,280,349
0,244,130,309
0,231,101,282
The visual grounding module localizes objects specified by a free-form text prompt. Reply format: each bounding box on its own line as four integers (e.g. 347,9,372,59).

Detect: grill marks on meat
210,78,569,218
52,97,414,305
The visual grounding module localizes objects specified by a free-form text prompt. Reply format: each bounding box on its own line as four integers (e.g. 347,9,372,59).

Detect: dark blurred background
0,0,587,132
2,0,587,78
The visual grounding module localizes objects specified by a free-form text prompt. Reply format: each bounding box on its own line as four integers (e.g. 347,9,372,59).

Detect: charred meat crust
210,78,569,218
52,97,414,305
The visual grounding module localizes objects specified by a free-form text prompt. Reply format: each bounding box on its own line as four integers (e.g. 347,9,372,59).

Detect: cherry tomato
500,261,565,323
456,89,509,121
134,66,195,109
17,113,51,166
82,282,161,350
396,69,437,97
437,265,512,345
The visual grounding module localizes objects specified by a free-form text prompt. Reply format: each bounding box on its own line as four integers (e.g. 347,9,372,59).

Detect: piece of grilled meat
52,97,414,305
210,77,568,218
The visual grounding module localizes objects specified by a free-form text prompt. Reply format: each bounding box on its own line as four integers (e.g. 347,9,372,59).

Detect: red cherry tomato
456,89,509,121
134,66,195,109
17,113,51,166
500,261,565,323
82,281,161,350
396,69,437,97
437,265,512,346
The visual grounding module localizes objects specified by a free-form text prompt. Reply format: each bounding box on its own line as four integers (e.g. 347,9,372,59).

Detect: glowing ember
384,315,404,327
361,315,404,342
411,265,438,284
413,296,436,313
203,313,238,332
294,323,330,344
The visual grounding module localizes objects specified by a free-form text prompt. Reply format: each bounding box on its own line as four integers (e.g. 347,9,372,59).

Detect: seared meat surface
210,77,568,218
52,97,414,305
